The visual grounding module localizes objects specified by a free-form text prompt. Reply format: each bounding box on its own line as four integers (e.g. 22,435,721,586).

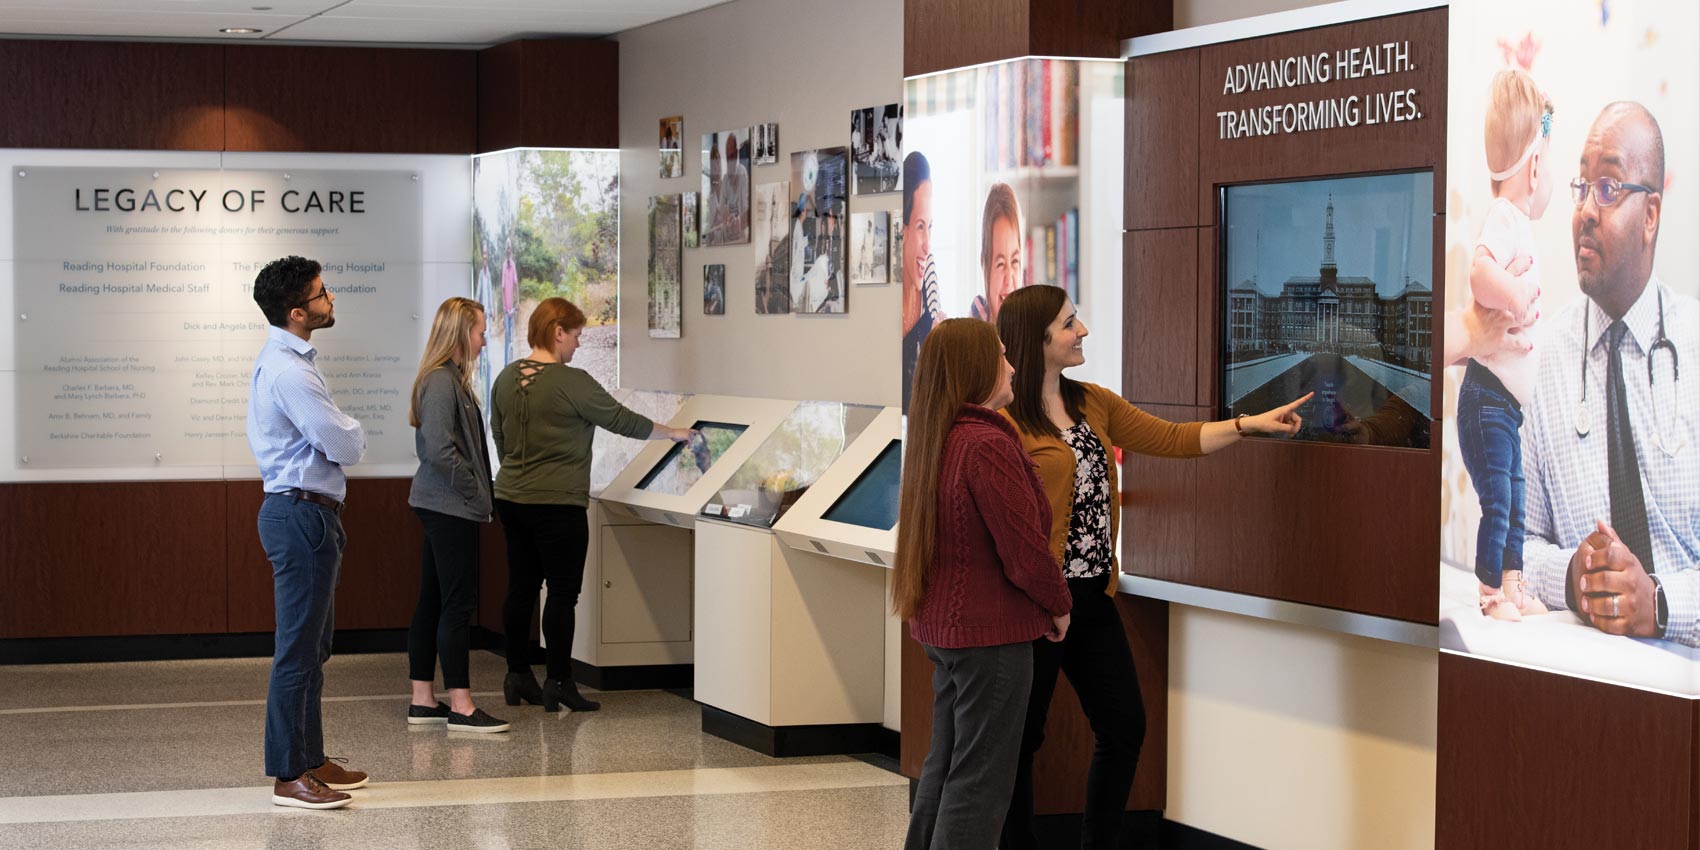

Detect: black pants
1001,573,1147,850
406,508,480,689
495,499,588,682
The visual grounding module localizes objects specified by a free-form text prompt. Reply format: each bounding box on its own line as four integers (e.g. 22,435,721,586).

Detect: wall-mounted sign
12,166,423,470
1216,41,1423,140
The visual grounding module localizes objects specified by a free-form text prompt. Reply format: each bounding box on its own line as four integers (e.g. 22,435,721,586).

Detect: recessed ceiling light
220,27,262,34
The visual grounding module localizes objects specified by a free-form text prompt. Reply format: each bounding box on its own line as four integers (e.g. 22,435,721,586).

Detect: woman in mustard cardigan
994,285,1308,850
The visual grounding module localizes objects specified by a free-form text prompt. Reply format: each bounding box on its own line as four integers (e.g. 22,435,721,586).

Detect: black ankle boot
503,671,544,707
542,677,600,713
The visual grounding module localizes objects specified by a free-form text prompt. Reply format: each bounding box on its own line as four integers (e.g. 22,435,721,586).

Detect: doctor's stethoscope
1574,287,1686,456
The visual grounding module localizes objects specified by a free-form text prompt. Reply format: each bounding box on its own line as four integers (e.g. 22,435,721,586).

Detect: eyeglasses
1570,177,1656,208
296,285,331,309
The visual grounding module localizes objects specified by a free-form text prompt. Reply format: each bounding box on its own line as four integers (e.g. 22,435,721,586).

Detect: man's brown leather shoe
271,774,351,810
307,757,369,791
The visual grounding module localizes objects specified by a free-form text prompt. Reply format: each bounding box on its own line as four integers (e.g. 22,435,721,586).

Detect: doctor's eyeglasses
1570,177,1656,208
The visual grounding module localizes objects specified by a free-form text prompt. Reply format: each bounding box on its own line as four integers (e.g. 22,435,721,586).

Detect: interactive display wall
9,163,423,475
1441,0,1700,696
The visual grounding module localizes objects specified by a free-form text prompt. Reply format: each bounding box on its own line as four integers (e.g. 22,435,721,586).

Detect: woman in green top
491,297,693,712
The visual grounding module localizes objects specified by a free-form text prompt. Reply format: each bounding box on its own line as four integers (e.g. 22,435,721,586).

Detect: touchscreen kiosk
701,402,882,529
597,395,799,528
774,407,903,567
590,389,690,496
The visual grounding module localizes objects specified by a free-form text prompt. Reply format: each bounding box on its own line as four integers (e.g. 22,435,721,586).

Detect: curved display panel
700,401,880,529
820,438,901,531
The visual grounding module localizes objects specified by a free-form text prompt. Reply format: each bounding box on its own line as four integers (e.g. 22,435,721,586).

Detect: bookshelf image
903,56,1124,392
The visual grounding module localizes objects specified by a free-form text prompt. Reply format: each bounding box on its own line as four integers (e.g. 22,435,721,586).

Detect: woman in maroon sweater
896,318,1073,850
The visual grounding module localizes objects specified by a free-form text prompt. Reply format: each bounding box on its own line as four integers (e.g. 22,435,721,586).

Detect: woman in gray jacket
405,297,507,732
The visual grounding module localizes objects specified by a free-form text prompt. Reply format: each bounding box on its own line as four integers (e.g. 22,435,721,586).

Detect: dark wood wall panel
1026,0,1124,62
898,601,1168,814
1194,10,1448,225
1194,226,1219,406
0,482,227,637
1437,654,1698,849
1189,440,1437,622
0,41,225,150
224,45,477,154
1120,403,1205,577
478,38,619,152
1127,51,1199,231
904,0,1030,78
226,479,423,633
1124,230,1199,406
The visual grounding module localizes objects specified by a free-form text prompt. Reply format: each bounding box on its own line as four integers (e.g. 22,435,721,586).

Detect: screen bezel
1214,167,1435,451
819,438,903,531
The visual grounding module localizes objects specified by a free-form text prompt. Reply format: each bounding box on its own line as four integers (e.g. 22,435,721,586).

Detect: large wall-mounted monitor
636,420,748,495
701,402,881,529
1219,170,1434,449
820,439,901,531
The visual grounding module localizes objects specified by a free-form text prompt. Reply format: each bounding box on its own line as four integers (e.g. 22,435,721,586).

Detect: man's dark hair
253,255,321,327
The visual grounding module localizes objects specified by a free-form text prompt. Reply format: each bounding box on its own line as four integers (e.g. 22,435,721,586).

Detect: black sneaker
448,708,511,733
407,701,451,725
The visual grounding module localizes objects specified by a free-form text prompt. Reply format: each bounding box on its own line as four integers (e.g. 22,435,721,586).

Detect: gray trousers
905,641,1034,850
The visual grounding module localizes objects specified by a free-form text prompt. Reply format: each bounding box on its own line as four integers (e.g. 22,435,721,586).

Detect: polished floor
0,651,910,849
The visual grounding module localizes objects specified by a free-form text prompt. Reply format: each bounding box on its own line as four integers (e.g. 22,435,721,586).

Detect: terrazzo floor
0,652,911,849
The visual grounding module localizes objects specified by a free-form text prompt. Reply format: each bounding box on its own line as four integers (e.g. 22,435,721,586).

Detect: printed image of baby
1459,68,1554,622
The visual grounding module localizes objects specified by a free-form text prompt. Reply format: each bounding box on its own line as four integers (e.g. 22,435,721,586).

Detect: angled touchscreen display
820,439,902,531
636,420,747,495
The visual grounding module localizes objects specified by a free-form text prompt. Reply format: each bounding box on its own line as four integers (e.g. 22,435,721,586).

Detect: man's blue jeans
258,493,346,779
1458,360,1525,589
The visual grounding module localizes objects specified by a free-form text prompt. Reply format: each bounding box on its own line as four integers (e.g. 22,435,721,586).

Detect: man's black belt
286,488,344,514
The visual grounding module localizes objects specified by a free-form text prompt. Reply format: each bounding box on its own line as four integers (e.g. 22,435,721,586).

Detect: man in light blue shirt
246,255,368,809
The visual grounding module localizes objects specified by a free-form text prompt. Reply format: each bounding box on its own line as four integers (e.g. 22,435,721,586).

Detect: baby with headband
1460,68,1553,622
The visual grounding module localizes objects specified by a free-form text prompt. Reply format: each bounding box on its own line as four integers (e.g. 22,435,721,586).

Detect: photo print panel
682,190,700,249
660,116,683,178
890,225,903,285
703,263,726,315
851,103,902,194
752,180,792,314
647,194,682,338
851,211,889,285
754,122,779,166
789,147,849,313
1220,172,1433,450
1440,0,1700,696
700,128,752,246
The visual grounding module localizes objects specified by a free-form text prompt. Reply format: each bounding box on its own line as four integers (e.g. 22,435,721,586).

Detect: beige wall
1175,0,1334,29
1166,608,1437,850
616,0,903,405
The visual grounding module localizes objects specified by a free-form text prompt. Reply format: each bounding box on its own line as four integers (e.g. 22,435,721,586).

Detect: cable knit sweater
909,404,1073,649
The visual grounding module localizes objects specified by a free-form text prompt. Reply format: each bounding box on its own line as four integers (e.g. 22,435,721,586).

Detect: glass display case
700,401,882,528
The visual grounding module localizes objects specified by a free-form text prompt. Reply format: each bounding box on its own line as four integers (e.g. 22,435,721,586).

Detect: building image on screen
1221,171,1433,448
821,439,902,531
637,421,748,495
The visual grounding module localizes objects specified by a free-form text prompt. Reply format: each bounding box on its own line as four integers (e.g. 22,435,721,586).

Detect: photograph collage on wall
1440,1,1700,696
659,116,683,179
789,147,849,313
890,226,903,285
851,211,889,285
700,128,752,245
753,122,779,166
851,103,902,194
647,193,682,338
703,263,726,315
473,149,621,395
682,190,700,248
753,180,792,314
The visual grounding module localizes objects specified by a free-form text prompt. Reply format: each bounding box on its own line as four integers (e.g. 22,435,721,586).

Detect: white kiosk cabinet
584,394,797,688
695,404,899,756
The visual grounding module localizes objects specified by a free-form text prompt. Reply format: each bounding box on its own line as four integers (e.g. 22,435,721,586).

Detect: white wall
1166,608,1437,850
616,0,903,406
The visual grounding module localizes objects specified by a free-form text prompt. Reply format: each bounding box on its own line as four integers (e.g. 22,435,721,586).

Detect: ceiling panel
0,0,730,43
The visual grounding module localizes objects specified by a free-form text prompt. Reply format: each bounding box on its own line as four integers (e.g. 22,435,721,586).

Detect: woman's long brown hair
997,284,1084,439
892,318,1002,620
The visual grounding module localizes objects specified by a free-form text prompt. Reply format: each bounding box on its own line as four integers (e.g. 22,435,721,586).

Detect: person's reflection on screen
1340,395,1429,447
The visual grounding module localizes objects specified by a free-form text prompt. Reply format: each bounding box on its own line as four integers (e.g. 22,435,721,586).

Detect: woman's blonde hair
409,297,485,428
